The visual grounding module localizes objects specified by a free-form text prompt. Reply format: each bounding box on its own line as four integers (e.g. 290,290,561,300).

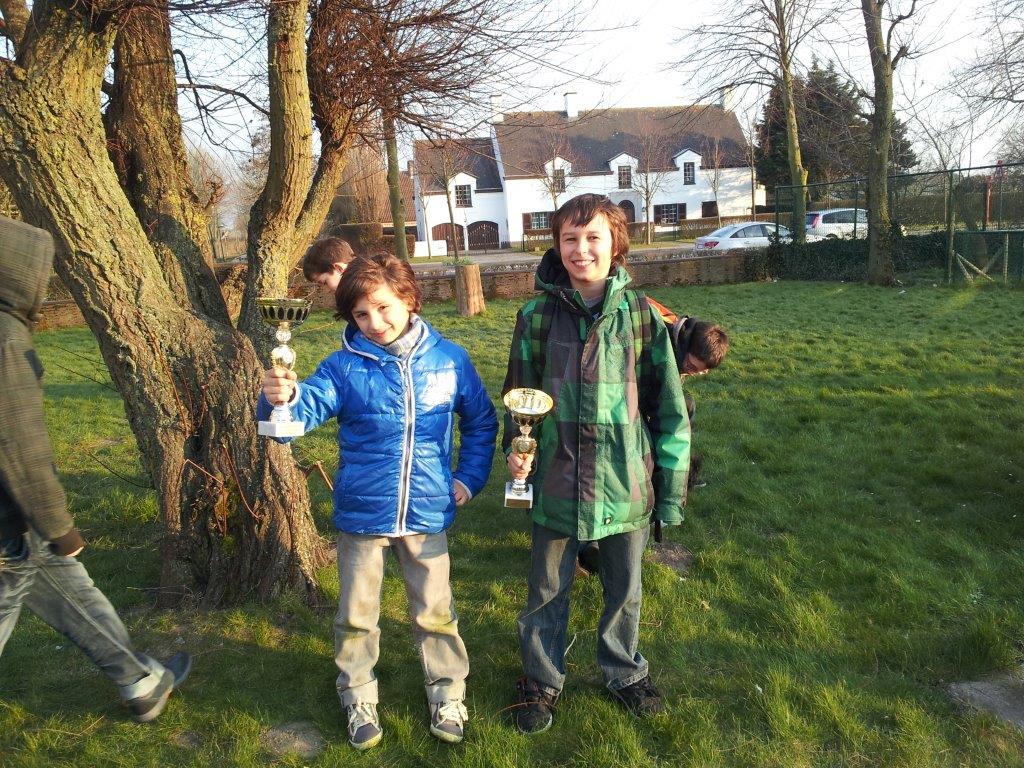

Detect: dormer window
553,168,566,193
617,165,632,189
683,162,695,185
455,184,472,207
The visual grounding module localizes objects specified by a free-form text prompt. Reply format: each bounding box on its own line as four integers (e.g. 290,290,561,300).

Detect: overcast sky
500,0,1001,164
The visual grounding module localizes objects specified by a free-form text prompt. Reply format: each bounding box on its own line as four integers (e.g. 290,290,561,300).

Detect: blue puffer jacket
257,318,498,536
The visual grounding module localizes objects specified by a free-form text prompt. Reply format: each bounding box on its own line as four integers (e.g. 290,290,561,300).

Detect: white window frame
454,184,472,208
530,211,551,230
683,162,695,185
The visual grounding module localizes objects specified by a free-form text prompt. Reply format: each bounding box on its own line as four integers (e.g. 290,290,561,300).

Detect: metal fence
772,162,1024,283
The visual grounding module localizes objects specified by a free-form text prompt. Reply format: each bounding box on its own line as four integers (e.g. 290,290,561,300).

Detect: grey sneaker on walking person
429,699,468,743
126,652,192,723
345,701,382,751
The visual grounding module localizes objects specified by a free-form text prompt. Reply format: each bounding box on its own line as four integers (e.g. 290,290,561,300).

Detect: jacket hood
534,247,632,312
341,314,440,359
0,217,54,327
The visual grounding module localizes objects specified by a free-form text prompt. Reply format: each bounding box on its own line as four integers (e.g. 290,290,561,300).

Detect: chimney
489,95,504,124
718,86,736,113
564,91,578,120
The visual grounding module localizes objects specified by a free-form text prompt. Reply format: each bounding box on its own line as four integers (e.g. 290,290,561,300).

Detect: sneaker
345,702,382,751
514,676,558,734
127,652,192,723
610,675,664,716
429,699,468,743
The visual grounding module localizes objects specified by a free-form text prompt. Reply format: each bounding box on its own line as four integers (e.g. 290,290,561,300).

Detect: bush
752,232,948,282
331,222,383,255
380,233,416,258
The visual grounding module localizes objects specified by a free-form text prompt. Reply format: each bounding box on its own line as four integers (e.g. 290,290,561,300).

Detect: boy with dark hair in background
302,236,355,294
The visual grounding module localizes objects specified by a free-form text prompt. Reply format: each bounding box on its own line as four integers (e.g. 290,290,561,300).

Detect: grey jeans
334,531,469,706
518,522,650,695
0,532,165,701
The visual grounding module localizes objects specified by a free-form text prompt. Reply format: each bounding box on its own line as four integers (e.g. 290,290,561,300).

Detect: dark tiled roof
399,170,415,216
493,106,749,177
413,137,502,194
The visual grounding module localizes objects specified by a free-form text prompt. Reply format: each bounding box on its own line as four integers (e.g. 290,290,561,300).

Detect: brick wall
39,252,751,330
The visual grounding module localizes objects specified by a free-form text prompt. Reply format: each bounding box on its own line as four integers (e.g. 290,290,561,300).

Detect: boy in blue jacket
259,254,497,750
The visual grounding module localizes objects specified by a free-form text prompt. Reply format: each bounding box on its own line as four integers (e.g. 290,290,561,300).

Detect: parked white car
693,222,817,251
805,208,868,238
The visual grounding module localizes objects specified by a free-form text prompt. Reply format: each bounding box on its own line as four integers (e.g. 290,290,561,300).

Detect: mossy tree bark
0,0,354,605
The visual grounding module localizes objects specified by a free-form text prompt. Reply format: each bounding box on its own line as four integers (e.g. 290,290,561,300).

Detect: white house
412,96,766,252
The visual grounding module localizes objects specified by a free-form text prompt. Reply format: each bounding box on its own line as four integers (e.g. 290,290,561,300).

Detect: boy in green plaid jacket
502,194,691,733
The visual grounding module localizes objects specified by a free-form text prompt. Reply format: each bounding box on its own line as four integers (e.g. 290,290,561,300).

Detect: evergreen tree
755,60,918,193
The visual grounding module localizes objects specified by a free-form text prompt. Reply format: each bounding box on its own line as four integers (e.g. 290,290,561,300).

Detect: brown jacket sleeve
0,325,77,544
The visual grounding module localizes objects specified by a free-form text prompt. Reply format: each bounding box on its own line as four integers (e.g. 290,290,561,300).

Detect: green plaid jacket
501,250,690,540
0,216,74,543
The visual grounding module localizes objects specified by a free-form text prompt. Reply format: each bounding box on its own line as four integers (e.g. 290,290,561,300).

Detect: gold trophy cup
257,297,311,438
503,387,554,508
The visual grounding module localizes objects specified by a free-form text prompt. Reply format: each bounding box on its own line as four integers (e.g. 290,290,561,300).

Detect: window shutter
522,213,531,231
677,203,686,220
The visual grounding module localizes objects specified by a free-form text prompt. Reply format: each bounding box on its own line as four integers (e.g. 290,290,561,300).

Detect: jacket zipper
395,358,416,534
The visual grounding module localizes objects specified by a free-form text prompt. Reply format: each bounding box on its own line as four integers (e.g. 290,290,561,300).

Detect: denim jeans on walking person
518,522,650,696
0,532,166,701
334,531,469,707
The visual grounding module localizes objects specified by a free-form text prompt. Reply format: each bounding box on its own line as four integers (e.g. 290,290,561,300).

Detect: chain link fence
772,163,1024,284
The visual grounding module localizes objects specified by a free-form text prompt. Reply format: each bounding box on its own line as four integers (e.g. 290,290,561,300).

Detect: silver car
805,208,868,238
693,222,811,251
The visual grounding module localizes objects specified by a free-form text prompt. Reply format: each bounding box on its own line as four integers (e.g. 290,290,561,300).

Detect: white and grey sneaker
345,702,382,751
429,699,468,743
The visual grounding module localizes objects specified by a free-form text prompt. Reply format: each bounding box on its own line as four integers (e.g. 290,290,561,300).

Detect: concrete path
949,669,1024,730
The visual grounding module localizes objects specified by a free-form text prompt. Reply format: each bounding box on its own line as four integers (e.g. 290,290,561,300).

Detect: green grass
2,281,1024,766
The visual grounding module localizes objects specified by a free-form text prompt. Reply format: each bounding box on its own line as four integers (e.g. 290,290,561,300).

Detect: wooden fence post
456,263,486,317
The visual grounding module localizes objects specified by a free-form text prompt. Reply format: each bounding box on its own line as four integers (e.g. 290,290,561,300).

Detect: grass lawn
2,281,1023,767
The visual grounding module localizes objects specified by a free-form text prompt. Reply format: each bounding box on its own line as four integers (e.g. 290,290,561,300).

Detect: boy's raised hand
263,367,297,405
507,451,533,481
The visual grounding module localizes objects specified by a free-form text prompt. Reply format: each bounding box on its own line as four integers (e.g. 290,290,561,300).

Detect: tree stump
455,263,486,316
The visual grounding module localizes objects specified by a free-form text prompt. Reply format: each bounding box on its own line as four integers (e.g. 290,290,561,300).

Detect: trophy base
258,420,305,438
504,482,533,509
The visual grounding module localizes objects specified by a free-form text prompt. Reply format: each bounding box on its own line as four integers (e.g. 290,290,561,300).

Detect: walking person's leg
392,532,469,743
0,534,34,655
9,533,190,721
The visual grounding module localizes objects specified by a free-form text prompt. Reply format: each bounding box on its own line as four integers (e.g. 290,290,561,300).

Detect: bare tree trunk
446,193,461,259
773,0,808,243
780,66,808,242
384,113,409,261
104,9,227,319
0,0,330,606
861,0,896,285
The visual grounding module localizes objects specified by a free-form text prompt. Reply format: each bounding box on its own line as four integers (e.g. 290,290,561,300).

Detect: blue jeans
0,532,165,701
518,522,650,695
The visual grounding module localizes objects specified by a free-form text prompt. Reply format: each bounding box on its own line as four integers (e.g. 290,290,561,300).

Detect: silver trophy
257,297,311,438
503,388,554,508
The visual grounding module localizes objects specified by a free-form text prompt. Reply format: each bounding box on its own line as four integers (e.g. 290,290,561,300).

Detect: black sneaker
610,675,664,716
514,676,558,734
127,652,192,723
